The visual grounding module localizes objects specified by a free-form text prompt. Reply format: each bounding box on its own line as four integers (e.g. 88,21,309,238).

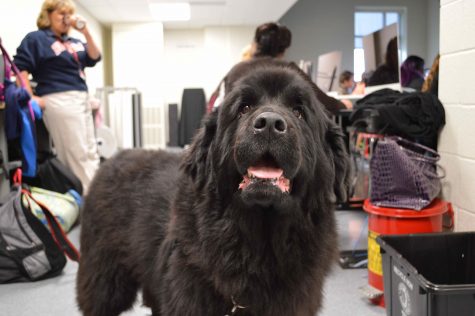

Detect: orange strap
22,188,80,261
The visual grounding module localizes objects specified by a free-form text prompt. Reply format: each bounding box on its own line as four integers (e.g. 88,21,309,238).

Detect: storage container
377,232,475,316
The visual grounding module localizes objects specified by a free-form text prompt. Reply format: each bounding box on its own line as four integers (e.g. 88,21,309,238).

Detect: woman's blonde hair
422,54,440,93
37,0,75,29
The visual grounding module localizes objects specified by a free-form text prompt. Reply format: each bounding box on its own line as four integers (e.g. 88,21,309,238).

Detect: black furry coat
77,58,350,316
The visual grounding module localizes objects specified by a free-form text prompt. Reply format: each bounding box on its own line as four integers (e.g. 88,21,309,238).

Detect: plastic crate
377,232,475,316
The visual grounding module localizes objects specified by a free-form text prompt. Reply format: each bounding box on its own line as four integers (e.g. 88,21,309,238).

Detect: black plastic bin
377,232,475,316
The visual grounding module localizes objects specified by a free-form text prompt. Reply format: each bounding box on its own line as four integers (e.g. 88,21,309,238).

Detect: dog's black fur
76,58,350,316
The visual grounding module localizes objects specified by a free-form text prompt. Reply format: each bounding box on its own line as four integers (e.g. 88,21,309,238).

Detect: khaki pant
42,91,99,194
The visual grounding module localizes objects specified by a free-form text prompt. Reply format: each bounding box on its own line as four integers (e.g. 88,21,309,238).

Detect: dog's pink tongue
248,166,283,179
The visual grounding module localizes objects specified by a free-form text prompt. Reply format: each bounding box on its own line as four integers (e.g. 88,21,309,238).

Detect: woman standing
14,0,101,193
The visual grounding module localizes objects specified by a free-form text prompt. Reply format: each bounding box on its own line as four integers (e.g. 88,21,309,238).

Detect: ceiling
76,0,298,29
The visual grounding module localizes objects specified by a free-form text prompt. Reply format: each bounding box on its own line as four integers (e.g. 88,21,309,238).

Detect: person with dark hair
208,22,291,112
252,22,291,58
401,55,425,91
338,70,355,95
208,22,348,114
367,37,399,86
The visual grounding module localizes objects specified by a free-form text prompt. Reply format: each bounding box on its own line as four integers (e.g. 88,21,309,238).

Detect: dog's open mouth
239,165,291,193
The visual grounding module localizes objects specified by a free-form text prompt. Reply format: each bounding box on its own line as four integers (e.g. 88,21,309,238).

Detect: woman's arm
17,70,45,109
79,25,101,60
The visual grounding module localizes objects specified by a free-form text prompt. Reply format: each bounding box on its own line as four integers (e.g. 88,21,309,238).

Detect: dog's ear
326,122,352,203
182,108,219,187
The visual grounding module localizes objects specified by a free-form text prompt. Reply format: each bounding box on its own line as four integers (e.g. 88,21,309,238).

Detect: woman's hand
352,82,365,95
72,16,101,60
32,95,46,110
341,99,353,109
70,15,87,32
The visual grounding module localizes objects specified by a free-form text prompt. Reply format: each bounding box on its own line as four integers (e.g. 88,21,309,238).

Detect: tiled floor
0,210,387,316
320,209,386,316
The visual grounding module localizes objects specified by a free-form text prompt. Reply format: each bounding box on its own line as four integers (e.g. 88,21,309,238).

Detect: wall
111,23,166,148
0,0,105,94
439,0,475,231
427,0,441,65
162,26,255,106
109,25,254,148
279,0,436,75
73,3,106,94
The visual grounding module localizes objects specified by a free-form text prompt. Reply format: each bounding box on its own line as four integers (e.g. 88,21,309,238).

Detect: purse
369,136,442,210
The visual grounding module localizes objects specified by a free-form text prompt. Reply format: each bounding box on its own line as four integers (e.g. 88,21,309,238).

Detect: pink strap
1,37,35,122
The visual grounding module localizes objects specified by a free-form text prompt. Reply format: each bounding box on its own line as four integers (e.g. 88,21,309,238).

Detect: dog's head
183,59,350,211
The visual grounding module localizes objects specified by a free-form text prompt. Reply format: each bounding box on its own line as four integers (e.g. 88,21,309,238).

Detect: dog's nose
253,112,287,134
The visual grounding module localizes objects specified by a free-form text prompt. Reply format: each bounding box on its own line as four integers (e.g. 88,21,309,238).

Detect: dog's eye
240,105,251,115
293,107,304,119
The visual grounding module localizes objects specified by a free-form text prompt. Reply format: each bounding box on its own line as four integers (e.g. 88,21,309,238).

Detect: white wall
0,0,105,93
439,0,475,231
73,3,105,93
108,24,252,148
427,0,441,65
108,25,254,148
111,23,166,148
0,0,39,54
112,23,164,97
162,26,255,106
150,26,253,147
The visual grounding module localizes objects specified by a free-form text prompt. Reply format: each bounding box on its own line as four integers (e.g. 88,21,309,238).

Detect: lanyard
55,35,86,80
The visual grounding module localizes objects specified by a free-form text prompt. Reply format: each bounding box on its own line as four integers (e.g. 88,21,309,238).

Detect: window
354,9,405,81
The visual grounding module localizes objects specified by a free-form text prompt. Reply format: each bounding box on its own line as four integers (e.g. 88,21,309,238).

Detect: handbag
369,136,442,210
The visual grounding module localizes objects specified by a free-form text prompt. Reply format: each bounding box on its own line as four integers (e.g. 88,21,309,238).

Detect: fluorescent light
149,3,191,21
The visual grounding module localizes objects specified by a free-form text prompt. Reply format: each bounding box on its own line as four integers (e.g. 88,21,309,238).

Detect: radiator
96,87,167,150
142,105,166,149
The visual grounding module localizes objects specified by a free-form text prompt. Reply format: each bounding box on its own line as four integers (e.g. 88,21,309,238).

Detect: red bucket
363,198,451,307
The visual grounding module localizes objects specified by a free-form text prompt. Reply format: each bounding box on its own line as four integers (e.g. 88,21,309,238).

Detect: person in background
207,22,291,113
251,22,291,59
240,43,254,61
338,70,356,95
208,22,349,114
367,37,399,86
400,55,425,91
422,54,439,96
336,70,365,109
14,0,101,194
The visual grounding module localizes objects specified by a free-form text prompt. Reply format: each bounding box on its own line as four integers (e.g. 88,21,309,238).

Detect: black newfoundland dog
77,58,350,316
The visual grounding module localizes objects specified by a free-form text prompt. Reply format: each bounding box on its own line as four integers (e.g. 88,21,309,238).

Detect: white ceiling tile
76,0,298,28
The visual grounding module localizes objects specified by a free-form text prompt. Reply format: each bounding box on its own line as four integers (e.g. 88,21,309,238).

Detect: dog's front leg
149,239,227,316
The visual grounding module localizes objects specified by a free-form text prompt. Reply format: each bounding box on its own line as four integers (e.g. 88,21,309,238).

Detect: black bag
0,179,79,283
350,89,446,150
24,154,83,195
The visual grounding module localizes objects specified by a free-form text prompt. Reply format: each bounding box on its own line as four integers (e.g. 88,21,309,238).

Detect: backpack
0,170,79,283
